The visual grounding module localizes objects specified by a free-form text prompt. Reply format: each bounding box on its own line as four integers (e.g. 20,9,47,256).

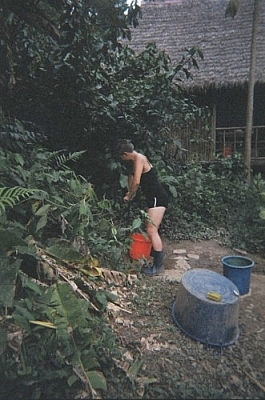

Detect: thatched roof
127,0,265,90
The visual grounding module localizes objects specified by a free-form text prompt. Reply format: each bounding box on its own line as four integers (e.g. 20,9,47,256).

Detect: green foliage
0,117,131,263
227,172,265,252
0,0,207,188
161,155,265,253
257,172,265,223
173,155,246,225
0,116,136,398
0,255,22,307
0,0,141,155
0,280,116,399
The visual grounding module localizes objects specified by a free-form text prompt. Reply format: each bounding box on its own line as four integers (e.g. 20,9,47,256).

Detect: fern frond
54,150,87,169
0,186,46,212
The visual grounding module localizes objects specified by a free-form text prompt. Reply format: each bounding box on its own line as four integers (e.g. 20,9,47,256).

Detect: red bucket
129,233,152,260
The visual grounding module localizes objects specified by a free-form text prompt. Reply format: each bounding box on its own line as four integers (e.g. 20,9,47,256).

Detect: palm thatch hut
127,0,265,167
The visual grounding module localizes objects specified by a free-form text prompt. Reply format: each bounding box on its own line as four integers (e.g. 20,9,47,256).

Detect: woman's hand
124,191,136,202
123,192,131,202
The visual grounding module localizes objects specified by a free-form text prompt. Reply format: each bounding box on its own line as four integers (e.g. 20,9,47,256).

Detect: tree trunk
245,0,260,185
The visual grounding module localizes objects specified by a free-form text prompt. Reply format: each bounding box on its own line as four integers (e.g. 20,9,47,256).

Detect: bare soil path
105,238,265,399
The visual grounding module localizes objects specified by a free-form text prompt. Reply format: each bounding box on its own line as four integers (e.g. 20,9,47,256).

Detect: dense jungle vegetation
0,1,265,398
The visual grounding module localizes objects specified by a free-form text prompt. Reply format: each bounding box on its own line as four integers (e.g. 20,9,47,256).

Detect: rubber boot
142,250,164,276
150,247,155,257
142,246,155,268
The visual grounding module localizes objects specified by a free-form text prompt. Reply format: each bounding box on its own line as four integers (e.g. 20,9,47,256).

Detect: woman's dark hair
115,139,134,156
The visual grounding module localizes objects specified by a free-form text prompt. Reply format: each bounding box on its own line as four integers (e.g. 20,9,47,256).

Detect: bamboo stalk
244,370,265,393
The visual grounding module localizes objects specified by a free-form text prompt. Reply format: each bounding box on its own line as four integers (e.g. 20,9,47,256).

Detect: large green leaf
54,282,90,331
34,204,51,216
0,228,27,253
0,256,22,307
36,214,48,231
49,283,108,393
86,370,107,390
47,244,83,262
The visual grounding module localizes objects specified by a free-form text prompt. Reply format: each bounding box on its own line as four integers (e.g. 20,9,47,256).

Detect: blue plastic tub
171,269,240,347
222,255,254,295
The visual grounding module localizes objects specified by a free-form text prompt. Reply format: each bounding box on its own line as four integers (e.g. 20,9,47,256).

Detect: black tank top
140,168,161,198
140,167,169,208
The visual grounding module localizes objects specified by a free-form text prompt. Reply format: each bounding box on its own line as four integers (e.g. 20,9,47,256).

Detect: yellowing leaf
90,257,99,267
80,266,102,277
29,320,56,329
31,201,41,213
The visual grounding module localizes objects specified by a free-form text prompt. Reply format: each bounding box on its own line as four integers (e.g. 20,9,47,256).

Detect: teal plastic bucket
222,255,254,295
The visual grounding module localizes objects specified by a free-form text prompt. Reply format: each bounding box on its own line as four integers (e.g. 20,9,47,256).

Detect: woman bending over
116,140,168,276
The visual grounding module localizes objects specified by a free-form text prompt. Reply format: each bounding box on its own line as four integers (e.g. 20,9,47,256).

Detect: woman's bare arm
124,155,144,201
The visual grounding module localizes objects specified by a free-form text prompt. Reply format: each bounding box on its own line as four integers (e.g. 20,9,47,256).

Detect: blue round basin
171,268,240,347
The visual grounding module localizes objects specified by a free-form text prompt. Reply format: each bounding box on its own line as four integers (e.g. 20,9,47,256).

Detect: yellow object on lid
207,291,222,302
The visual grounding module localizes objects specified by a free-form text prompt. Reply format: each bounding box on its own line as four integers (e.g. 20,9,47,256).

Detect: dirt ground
105,238,265,399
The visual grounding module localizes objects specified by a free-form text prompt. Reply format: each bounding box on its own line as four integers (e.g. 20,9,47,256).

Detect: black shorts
146,190,169,208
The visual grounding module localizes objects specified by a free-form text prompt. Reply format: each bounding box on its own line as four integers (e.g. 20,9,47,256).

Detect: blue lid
182,268,239,304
